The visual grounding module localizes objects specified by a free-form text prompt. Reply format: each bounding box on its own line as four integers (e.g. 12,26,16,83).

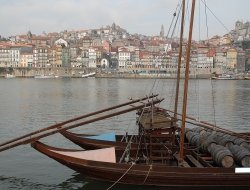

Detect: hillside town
0,21,250,78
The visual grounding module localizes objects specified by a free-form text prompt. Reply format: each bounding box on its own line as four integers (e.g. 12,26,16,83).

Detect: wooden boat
32,141,250,187
60,105,250,154
60,130,136,150
61,128,250,157
60,131,142,158
1,0,250,187
60,106,173,148
31,1,250,187
34,102,250,186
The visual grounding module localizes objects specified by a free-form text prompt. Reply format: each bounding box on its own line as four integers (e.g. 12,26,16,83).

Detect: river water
0,78,249,190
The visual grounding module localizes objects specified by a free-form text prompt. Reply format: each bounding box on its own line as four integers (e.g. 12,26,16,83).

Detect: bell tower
160,24,164,38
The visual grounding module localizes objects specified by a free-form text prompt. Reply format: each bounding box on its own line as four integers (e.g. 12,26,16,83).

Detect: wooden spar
163,108,197,121
0,94,158,148
174,0,185,119
181,119,250,140
0,98,163,152
198,120,250,139
163,108,250,140
180,0,196,163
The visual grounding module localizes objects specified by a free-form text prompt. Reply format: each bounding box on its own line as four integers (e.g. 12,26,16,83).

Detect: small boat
61,128,250,150
60,130,135,150
5,74,16,79
244,76,250,80
211,74,236,80
81,72,96,78
60,106,174,148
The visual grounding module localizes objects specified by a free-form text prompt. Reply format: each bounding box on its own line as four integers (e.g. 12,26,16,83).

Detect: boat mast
174,0,186,119
179,0,196,163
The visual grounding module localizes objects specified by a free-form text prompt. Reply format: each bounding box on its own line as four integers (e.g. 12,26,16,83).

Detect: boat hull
60,131,139,157
60,130,139,149
32,141,250,187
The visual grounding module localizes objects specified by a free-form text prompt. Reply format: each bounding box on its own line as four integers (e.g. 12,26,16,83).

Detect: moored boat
244,76,250,80
31,0,250,186
81,72,96,78
5,74,16,79
60,130,136,150
211,74,236,80
32,141,250,187
1,0,250,188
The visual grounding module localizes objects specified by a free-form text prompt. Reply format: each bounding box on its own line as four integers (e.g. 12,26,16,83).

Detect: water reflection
57,173,250,190
1,173,250,190
0,176,54,190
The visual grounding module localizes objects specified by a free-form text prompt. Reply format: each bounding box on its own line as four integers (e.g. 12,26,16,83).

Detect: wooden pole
0,94,158,148
164,108,250,140
0,98,163,152
179,0,196,164
164,108,197,121
174,0,185,119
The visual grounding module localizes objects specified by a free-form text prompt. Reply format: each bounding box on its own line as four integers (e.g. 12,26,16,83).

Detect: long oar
0,94,158,148
0,98,163,152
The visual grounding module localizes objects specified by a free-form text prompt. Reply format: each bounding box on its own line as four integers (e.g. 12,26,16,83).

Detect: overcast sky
0,0,249,40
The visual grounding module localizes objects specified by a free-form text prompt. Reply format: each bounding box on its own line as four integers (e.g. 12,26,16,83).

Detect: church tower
160,25,164,38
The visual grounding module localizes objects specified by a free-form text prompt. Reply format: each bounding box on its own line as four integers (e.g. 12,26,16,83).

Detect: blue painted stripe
85,132,116,142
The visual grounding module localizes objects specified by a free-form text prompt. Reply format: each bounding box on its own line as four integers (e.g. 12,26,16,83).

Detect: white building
10,47,21,67
164,43,172,52
88,48,97,68
0,46,10,67
20,52,33,67
33,47,48,68
118,47,130,68
215,50,227,72
55,38,68,47
197,52,213,69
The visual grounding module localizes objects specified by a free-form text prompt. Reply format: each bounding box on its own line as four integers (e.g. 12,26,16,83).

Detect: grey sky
0,0,249,39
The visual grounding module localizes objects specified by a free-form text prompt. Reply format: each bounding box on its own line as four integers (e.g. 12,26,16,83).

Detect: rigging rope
200,0,230,33
142,165,152,184
148,1,182,102
106,163,135,190
119,100,152,163
166,3,181,39
203,0,217,128
160,2,183,110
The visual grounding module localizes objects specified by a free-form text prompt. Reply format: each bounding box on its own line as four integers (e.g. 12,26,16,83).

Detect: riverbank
95,73,212,79
0,67,213,79
0,67,249,79
0,67,95,78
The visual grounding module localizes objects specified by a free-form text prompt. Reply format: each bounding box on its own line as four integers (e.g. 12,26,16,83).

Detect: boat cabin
136,106,179,164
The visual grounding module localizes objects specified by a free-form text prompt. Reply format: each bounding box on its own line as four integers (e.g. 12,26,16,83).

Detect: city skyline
0,0,249,39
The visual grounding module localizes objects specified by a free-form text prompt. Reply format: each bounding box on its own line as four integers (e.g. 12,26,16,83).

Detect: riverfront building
1,21,250,75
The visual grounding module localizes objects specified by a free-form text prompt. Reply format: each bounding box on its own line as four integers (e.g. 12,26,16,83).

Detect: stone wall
0,67,96,78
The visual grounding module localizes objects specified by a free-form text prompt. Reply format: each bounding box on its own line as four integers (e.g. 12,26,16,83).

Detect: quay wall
0,67,212,79
0,67,96,78
96,73,211,79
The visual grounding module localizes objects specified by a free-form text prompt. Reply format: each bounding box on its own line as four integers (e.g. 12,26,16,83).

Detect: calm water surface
0,78,249,190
